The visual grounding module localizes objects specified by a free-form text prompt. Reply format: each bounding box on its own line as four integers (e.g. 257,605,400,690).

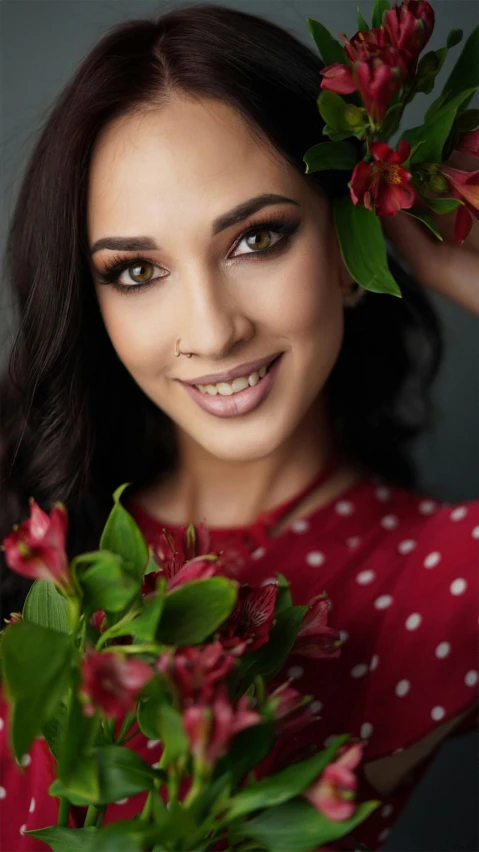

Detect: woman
0,4,477,850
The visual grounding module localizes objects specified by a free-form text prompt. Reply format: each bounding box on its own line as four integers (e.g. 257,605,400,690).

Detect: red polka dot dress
1,466,478,851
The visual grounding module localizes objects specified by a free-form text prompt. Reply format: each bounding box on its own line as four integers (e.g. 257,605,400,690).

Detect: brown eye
128,261,155,284
244,229,273,252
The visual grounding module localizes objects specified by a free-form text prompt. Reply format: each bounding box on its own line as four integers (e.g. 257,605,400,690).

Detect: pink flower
292,594,342,660
438,165,479,244
89,609,107,632
455,128,479,159
157,641,237,706
268,681,317,736
384,0,435,63
142,523,219,595
349,139,416,216
3,611,22,625
80,647,154,721
303,742,364,821
183,686,261,767
1,498,72,593
220,582,278,654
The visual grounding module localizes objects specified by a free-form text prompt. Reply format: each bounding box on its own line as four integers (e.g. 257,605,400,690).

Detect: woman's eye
116,260,164,287
232,228,280,257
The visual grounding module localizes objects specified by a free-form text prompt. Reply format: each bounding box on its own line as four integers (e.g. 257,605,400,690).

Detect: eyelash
95,212,300,295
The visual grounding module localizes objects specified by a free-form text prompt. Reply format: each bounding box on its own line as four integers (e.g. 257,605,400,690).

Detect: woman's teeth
196,363,269,395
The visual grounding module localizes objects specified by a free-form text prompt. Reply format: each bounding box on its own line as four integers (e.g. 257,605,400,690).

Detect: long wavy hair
0,2,444,621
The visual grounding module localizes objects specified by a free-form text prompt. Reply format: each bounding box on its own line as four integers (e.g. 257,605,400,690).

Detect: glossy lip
181,352,284,418
178,351,284,387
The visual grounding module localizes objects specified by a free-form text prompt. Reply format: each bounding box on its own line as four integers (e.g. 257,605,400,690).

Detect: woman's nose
178,272,252,360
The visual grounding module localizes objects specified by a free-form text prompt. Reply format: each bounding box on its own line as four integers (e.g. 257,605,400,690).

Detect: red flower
349,138,416,216
89,609,107,632
3,611,22,625
438,165,479,244
80,647,154,721
142,522,220,595
1,498,72,594
267,681,317,736
183,686,261,768
292,594,342,660
384,0,435,65
455,128,479,159
303,742,364,821
220,582,278,655
157,641,237,706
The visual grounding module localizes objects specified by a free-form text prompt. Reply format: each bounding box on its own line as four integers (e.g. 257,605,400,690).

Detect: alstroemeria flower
268,681,317,736
292,593,342,660
349,138,416,216
220,582,278,654
437,164,479,244
80,647,154,721
455,128,479,159
183,686,261,768
384,0,435,69
303,742,364,821
3,611,22,625
1,498,72,593
157,641,237,706
142,522,220,595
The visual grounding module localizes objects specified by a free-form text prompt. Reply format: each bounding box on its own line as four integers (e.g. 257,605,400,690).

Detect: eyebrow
89,193,300,255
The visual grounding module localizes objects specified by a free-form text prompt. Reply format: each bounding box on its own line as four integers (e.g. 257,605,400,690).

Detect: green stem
119,728,142,746
84,805,101,827
115,711,137,744
57,796,70,827
139,790,153,822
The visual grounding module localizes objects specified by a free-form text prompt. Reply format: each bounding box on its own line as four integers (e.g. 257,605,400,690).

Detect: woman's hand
381,149,479,317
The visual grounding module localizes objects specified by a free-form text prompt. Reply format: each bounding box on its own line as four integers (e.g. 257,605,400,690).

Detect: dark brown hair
0,2,443,621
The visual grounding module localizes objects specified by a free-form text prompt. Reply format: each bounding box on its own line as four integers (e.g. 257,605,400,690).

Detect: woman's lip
179,351,283,387
180,353,284,418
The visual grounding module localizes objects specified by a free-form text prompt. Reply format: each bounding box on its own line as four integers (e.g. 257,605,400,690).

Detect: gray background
1,2,478,849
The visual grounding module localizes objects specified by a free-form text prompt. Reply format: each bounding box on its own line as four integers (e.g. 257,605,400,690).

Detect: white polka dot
335,500,354,516
20,825,27,835
292,518,309,533
29,797,35,814
0,787,6,799
0,718,3,732
260,576,277,586
361,722,374,739
418,499,436,515
115,798,129,805
378,828,390,842
435,642,451,659
424,551,441,568
450,578,467,596
356,569,375,585
375,486,391,502
287,665,304,680
450,506,467,521
380,514,398,530
374,595,393,610
393,747,404,754
370,654,379,671
381,804,393,818
20,753,31,767
472,525,479,540
323,734,339,748
346,536,361,548
339,630,349,643
251,546,266,560
310,700,323,714
465,670,478,687
431,706,445,721
305,551,325,567
146,739,161,749
405,613,422,631
395,679,410,697
398,539,416,555
351,663,369,678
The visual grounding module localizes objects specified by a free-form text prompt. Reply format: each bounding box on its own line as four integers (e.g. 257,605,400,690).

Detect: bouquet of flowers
0,483,378,851
303,0,478,298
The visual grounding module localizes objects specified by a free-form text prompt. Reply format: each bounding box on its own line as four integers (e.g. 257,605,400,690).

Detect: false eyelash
95,211,300,295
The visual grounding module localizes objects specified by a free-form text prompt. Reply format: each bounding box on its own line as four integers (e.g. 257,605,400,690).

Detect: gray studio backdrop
1,2,478,850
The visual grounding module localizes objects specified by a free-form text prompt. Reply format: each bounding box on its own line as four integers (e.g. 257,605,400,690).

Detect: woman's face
87,95,352,463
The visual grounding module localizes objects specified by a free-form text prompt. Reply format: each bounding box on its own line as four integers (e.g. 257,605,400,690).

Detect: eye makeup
93,211,301,295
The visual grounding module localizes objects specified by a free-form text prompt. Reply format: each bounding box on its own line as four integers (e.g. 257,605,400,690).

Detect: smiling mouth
193,354,281,395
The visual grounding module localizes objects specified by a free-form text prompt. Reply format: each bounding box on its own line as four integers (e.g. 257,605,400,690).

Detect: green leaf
304,141,358,174
41,701,68,761
357,8,370,32
372,0,389,30
438,24,479,113
333,195,402,297
274,574,292,615
216,721,276,787
422,197,463,214
1,621,72,760
402,88,478,164
23,580,69,633
138,696,188,765
447,29,463,49
239,605,308,684
322,124,355,142
100,483,149,581
402,209,444,241
52,746,163,806
317,91,351,133
78,552,140,616
226,735,350,820
91,822,149,852
50,754,101,805
230,797,380,851
306,18,349,67
456,108,479,132
24,827,99,851
58,686,104,781
156,577,238,645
